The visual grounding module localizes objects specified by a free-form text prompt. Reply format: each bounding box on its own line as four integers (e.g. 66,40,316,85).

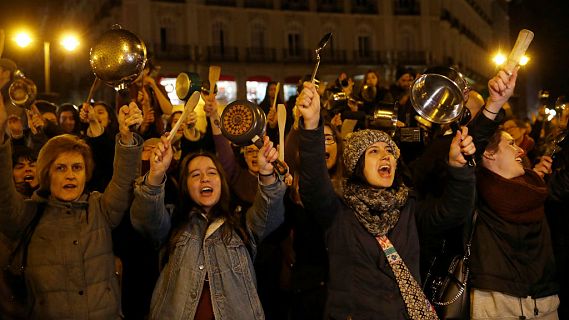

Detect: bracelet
258,171,275,177
483,106,499,115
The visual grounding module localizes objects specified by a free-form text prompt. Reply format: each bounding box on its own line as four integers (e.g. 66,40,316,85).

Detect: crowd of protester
0,53,568,320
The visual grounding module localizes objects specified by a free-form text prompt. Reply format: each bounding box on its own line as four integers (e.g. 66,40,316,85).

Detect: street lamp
13,31,80,93
492,52,529,68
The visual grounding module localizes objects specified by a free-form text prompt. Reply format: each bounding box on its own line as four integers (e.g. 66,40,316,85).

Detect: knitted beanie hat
343,129,400,175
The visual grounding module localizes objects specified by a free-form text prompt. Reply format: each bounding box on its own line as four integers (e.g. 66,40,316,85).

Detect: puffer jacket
130,174,286,320
0,134,142,319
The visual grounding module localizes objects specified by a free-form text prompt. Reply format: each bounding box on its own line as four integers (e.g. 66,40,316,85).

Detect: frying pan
220,100,288,176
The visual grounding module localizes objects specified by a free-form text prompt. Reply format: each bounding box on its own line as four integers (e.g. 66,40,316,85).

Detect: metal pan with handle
220,100,288,178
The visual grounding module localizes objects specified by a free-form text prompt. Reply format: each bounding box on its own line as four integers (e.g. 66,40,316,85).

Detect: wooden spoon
277,103,286,162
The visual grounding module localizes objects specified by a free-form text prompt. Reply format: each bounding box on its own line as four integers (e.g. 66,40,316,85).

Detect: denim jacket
131,175,286,320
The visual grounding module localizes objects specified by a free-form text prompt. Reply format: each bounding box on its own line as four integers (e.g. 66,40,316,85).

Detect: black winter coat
298,121,476,319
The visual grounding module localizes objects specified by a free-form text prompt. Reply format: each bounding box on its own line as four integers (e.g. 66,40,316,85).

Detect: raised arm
245,136,286,240
97,102,143,228
0,93,26,239
415,127,476,234
131,134,174,246
297,82,341,229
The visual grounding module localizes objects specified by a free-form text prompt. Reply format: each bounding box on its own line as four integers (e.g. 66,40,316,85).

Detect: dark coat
298,121,475,319
471,167,569,299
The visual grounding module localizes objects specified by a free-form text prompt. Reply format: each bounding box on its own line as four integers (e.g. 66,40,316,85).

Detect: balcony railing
281,0,309,11
207,46,239,62
393,0,420,15
352,2,378,14
244,0,273,9
322,49,347,64
282,48,312,63
394,50,426,65
245,47,277,62
205,0,236,6
317,2,343,13
153,44,193,60
352,50,390,65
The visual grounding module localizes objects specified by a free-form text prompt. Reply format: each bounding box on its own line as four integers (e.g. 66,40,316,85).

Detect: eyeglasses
324,134,336,145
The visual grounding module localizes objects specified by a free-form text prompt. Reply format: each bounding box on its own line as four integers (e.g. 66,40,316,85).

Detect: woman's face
13,157,38,188
268,84,277,101
363,141,397,188
324,125,338,170
49,151,86,202
186,156,222,213
243,145,259,173
170,112,185,138
365,72,378,86
93,104,110,128
59,111,76,133
484,132,525,179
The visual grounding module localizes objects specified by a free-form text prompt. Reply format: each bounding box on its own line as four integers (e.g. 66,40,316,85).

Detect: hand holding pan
220,100,289,177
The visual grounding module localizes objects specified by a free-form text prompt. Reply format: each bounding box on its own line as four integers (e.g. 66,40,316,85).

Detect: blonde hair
36,134,94,195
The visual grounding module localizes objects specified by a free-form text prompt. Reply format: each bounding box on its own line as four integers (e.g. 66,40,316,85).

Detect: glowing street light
60,34,80,52
12,30,80,93
14,32,32,48
492,53,507,66
493,52,529,67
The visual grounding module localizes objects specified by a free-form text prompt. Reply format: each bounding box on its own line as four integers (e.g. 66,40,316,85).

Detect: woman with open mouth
130,130,286,319
295,81,477,319
0,100,144,319
468,128,569,319
11,145,39,197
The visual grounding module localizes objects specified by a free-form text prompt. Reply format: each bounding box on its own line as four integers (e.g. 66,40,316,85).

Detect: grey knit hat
343,129,400,176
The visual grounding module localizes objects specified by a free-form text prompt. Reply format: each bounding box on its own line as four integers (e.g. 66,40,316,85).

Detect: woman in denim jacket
130,134,286,319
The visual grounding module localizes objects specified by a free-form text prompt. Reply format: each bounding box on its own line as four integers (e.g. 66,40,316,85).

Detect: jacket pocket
226,237,248,273
170,232,191,269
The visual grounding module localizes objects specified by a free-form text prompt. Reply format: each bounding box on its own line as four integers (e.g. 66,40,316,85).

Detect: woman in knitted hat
295,81,477,319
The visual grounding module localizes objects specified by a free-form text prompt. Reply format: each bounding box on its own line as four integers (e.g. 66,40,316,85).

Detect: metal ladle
310,33,333,84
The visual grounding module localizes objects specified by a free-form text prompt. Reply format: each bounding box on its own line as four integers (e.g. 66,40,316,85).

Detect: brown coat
0,134,142,319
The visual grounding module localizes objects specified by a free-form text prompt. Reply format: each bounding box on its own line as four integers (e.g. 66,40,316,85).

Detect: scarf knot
342,179,409,236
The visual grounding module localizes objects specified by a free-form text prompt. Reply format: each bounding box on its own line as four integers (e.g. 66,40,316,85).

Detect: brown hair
175,152,248,245
36,134,94,196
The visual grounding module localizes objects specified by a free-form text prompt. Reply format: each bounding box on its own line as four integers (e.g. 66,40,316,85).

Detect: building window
394,0,420,15
160,28,168,51
251,23,266,49
212,22,226,53
288,32,301,56
358,35,370,57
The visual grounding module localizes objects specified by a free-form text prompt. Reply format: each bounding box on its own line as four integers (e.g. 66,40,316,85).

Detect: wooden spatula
277,103,286,162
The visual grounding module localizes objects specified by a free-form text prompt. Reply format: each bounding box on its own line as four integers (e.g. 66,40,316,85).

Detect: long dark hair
173,151,249,245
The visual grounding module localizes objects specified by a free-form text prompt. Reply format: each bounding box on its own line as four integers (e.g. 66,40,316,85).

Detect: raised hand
449,126,476,167
118,102,143,144
296,82,320,130
25,105,45,135
257,136,278,183
486,67,519,114
147,134,173,186
533,155,553,178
